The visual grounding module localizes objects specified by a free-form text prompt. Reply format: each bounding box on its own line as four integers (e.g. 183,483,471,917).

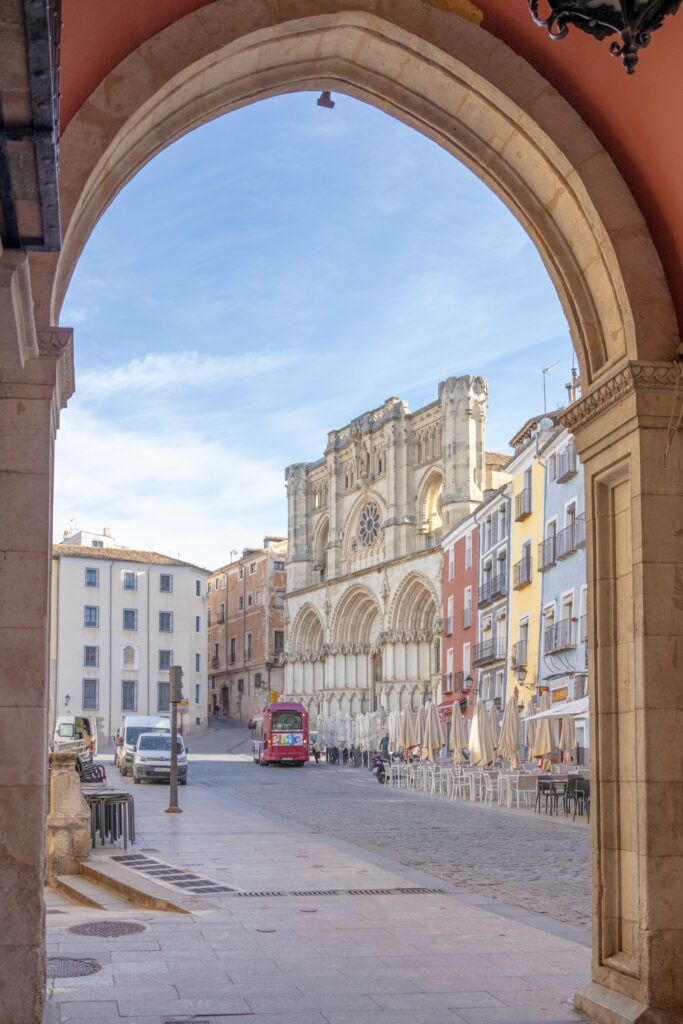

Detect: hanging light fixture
528,1,681,74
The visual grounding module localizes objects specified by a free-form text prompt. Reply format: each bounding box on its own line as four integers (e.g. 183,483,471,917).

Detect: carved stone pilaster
36,327,75,426
560,361,682,434
0,251,37,371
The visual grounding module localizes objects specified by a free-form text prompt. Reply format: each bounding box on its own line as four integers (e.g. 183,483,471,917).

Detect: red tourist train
248,701,309,766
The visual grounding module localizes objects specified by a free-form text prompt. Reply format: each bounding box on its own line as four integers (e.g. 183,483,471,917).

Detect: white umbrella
487,703,501,748
525,695,589,720
523,701,537,757
449,702,467,764
343,712,352,749
532,690,556,770
415,705,426,749
399,706,418,753
559,715,576,764
468,699,496,766
421,702,445,761
498,698,521,769
389,711,401,753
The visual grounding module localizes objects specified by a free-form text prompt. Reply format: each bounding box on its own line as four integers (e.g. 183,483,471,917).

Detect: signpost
165,665,183,815
268,691,279,705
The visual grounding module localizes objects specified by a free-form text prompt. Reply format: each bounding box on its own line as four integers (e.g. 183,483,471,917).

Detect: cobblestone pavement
191,720,592,932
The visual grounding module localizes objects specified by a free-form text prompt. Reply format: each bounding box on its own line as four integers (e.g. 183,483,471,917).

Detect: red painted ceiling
59,1,683,340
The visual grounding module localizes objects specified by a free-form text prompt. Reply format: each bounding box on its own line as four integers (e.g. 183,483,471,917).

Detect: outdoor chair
511,772,537,808
483,771,501,806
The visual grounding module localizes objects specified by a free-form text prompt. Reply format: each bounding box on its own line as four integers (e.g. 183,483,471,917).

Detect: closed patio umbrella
388,710,401,753
498,698,521,769
415,705,427,749
523,701,537,758
468,698,496,766
449,701,467,764
532,690,556,770
559,714,576,765
399,706,418,753
421,701,445,761
487,702,501,749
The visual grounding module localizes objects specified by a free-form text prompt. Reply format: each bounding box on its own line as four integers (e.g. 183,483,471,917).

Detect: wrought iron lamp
463,674,474,690
528,0,681,73
514,665,528,684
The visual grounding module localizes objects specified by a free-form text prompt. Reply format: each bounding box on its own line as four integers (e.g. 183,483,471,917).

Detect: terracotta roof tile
53,545,209,573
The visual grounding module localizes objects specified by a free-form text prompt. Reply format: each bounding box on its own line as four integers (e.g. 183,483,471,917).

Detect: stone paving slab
46,725,589,1023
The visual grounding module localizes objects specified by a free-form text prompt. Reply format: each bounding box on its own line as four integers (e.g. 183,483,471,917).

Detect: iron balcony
477,573,507,606
514,488,532,520
472,637,507,666
513,557,532,589
511,640,528,668
543,617,575,654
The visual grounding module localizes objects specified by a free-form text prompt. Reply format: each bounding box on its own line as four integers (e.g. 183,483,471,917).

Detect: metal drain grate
233,886,446,898
69,921,146,937
111,853,237,895
47,957,101,978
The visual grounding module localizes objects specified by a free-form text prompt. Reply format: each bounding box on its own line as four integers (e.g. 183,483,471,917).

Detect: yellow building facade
505,422,555,708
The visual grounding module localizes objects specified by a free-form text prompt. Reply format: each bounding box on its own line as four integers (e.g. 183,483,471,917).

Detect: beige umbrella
415,705,427,749
523,701,537,758
498,698,521,769
487,702,501,749
449,701,467,764
559,714,576,765
388,710,401,753
398,706,418,753
532,690,556,770
421,701,445,761
468,699,496,766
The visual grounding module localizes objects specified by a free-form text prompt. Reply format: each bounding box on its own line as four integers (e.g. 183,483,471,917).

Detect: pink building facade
440,513,478,738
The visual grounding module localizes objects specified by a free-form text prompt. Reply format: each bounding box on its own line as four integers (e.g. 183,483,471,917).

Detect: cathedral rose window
358,502,381,547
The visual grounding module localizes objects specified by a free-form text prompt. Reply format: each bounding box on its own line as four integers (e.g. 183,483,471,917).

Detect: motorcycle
371,751,395,784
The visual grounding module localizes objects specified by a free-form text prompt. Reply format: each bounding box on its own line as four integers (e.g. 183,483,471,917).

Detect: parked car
116,715,170,776
132,732,188,785
53,715,97,761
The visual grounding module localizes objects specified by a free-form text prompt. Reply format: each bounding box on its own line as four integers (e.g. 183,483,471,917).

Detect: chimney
103,528,111,537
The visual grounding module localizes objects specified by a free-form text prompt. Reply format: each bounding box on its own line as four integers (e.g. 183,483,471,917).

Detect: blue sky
56,92,574,570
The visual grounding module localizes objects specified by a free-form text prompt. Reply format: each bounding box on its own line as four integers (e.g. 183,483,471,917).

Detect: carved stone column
0,316,74,1024
46,752,91,877
562,362,683,1024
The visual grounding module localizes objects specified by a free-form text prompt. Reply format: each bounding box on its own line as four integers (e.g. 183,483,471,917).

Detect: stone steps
51,872,135,911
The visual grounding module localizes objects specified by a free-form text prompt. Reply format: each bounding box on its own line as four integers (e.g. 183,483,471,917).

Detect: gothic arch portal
389,571,440,634
331,584,382,645
290,603,324,654
416,467,443,539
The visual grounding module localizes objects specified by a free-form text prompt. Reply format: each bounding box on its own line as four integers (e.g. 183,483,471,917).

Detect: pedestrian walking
312,741,321,764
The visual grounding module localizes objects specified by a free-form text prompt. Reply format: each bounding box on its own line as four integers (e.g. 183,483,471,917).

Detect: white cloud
76,349,301,398
54,410,288,569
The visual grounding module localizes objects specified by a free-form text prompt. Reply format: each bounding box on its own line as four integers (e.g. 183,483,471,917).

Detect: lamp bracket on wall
528,0,681,74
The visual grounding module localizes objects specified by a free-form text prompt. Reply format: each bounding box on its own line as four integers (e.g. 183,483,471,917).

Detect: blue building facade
537,428,589,754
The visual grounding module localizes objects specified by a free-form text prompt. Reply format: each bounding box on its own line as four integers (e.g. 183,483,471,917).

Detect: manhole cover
69,921,146,937
46,957,101,978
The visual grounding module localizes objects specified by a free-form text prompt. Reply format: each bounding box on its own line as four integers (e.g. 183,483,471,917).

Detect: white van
53,715,97,760
133,732,188,784
116,715,170,776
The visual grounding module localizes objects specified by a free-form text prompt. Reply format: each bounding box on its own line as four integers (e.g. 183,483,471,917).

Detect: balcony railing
579,613,587,643
513,557,532,589
478,573,507,606
211,656,220,668
575,513,586,548
543,618,575,654
538,536,556,571
514,488,532,520
445,615,453,635
442,673,453,692
556,443,578,482
472,637,506,666
453,670,466,690
511,640,528,668
217,612,225,624
462,606,472,629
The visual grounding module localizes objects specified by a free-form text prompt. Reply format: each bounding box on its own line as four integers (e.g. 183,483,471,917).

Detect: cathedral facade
283,375,507,721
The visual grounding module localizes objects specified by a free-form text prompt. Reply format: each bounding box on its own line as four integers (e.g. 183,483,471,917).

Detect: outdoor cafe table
81,784,135,850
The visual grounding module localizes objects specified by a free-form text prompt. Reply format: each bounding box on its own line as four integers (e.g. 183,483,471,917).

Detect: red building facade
440,512,478,736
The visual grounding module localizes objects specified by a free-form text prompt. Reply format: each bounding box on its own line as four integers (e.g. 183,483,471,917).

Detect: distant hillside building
207,538,287,721
50,545,210,742
283,376,508,721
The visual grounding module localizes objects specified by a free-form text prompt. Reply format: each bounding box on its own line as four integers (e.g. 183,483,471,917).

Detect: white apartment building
50,545,210,743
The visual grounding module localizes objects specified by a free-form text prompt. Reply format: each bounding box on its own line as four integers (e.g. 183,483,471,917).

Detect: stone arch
121,643,138,670
312,515,329,580
32,9,677,382
331,584,382,645
416,467,443,538
389,571,440,633
341,488,387,562
290,603,324,655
